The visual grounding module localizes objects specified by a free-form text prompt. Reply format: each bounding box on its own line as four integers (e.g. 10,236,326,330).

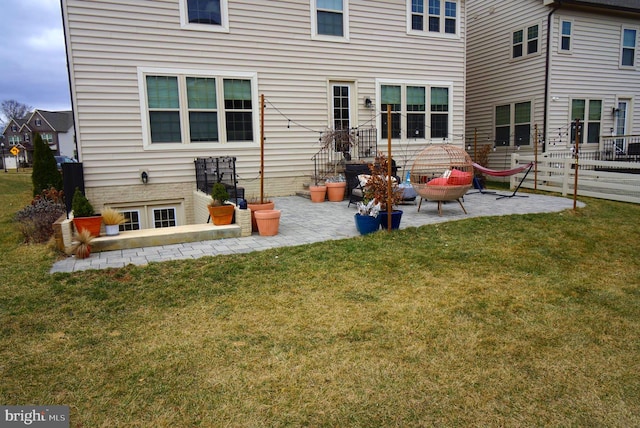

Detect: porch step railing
311,127,377,184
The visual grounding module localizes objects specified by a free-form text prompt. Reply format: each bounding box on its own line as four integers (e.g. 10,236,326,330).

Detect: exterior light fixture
141,171,148,184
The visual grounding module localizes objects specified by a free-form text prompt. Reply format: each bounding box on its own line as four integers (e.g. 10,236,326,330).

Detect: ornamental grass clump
101,207,125,226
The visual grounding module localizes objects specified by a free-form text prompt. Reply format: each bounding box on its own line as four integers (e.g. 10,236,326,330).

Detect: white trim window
621,27,637,68
139,68,258,147
41,133,54,144
560,19,572,53
512,24,539,59
311,0,349,40
8,135,21,145
494,101,532,146
408,0,458,36
179,0,229,33
153,207,177,228
378,81,452,141
120,210,141,231
571,98,602,144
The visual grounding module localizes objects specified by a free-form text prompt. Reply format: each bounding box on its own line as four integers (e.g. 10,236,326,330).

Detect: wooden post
573,118,580,210
260,93,265,204
386,104,392,231
534,123,538,191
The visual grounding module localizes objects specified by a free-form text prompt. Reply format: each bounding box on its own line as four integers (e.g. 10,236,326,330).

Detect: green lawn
1,171,639,427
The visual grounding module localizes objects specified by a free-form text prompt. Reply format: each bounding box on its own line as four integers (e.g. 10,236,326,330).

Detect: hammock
472,162,534,199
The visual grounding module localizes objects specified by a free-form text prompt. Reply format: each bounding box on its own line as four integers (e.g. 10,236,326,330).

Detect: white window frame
138,67,259,150
620,26,638,69
179,0,229,33
493,100,533,147
375,78,454,143
310,0,350,42
406,0,460,38
570,98,602,145
559,19,573,54
113,202,184,229
511,23,541,60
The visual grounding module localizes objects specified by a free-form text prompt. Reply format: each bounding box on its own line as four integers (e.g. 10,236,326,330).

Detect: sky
1,0,71,120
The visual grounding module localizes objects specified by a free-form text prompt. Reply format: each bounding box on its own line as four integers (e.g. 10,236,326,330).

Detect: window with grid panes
223,79,253,142
147,76,181,143
622,28,637,67
381,85,402,139
514,102,531,145
407,86,425,139
316,0,344,37
187,77,218,142
430,87,448,139
495,105,510,145
571,99,601,144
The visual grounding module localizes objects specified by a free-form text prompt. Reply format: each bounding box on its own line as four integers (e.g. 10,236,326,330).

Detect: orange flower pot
247,201,275,232
208,205,235,225
326,182,346,202
309,185,327,202
73,216,102,237
254,209,281,236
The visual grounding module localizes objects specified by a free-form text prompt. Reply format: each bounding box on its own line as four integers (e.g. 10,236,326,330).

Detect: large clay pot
73,216,102,237
247,201,275,232
309,185,327,202
254,209,281,236
326,182,346,202
354,214,380,235
208,205,235,225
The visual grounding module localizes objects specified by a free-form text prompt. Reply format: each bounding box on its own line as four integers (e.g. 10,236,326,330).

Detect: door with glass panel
615,100,629,153
331,83,353,155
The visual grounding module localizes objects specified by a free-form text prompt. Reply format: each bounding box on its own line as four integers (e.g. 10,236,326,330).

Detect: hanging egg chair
410,144,474,215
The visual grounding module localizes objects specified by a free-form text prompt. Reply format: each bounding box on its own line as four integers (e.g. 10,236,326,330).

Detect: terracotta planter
104,224,120,236
254,209,281,236
75,243,91,259
208,205,235,225
247,201,275,232
326,182,346,202
73,216,102,237
309,185,327,202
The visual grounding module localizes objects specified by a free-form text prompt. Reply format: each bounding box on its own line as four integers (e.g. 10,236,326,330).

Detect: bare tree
1,99,33,123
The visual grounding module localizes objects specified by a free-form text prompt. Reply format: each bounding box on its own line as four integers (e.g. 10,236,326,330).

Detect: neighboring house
61,0,467,229
0,110,75,167
466,0,639,164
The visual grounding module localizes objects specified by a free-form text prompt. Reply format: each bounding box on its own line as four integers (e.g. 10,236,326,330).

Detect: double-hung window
494,101,532,146
141,69,256,146
313,0,348,39
408,0,457,35
571,99,602,144
621,28,637,67
513,24,539,58
560,20,572,52
180,0,229,32
380,83,450,140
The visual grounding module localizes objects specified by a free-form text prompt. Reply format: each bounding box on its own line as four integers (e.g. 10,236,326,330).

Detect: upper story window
139,68,257,147
8,135,21,145
408,0,458,36
560,20,572,53
11,125,17,132
494,101,532,146
35,118,42,127
512,24,539,59
312,0,349,40
571,99,602,144
180,0,229,32
379,82,451,140
621,27,637,68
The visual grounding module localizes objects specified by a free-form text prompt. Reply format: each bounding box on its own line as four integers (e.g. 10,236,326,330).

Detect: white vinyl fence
510,153,640,204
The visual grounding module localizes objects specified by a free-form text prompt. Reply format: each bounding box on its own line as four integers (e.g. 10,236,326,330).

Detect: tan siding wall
466,0,547,154
64,0,466,215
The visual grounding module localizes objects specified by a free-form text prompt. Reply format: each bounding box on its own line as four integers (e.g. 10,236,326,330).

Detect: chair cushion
427,177,449,186
447,169,472,185
357,174,371,188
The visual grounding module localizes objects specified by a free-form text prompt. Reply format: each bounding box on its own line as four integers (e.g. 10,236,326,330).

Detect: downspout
60,0,79,160
543,2,561,152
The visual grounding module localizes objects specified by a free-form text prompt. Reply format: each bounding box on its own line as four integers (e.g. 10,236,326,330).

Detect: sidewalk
50,192,584,273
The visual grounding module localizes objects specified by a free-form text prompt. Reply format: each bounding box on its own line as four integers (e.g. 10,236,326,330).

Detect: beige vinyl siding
64,0,466,197
548,10,640,148
466,0,547,150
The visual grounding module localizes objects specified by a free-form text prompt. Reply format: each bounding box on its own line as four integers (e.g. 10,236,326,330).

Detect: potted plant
71,228,94,259
71,187,102,237
254,208,281,236
365,153,405,230
325,174,347,202
309,173,327,203
354,199,381,235
101,207,126,236
208,183,235,225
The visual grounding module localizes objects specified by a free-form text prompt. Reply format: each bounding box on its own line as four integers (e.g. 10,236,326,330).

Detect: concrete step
91,223,242,252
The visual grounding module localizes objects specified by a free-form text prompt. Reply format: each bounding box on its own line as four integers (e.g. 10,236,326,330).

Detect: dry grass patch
1,173,639,426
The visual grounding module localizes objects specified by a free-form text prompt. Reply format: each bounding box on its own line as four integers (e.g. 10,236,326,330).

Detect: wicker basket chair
410,144,474,215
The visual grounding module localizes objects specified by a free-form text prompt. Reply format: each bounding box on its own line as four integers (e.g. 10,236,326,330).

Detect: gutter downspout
60,0,79,161
543,2,561,152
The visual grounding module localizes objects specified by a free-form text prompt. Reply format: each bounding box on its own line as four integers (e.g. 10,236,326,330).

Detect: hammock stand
472,162,534,200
